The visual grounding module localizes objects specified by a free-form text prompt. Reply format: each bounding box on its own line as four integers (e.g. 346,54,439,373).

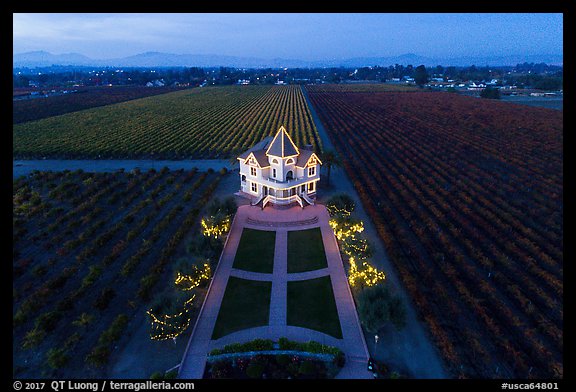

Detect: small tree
46,347,69,369
414,65,428,87
358,285,406,332
480,86,501,99
321,150,342,186
326,193,355,217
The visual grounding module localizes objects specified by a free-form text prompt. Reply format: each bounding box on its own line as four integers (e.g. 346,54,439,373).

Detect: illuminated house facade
237,126,322,208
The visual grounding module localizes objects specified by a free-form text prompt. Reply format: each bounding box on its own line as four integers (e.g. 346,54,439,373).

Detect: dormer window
271,158,279,164
286,158,294,165
308,166,316,177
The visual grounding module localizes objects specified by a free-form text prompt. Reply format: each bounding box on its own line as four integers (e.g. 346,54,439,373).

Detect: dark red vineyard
307,87,563,379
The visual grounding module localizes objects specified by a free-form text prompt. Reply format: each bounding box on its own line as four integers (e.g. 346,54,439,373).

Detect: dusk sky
13,13,563,60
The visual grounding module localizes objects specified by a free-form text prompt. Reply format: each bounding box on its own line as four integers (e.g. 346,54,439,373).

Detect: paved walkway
178,204,372,379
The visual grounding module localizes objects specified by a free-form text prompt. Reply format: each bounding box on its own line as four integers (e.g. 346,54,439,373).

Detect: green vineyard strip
13,85,321,159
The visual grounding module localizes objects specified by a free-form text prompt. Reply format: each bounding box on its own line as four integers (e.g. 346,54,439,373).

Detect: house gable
265,126,299,158
296,151,322,168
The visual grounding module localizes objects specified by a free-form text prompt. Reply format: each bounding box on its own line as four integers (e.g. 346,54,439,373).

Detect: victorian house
237,126,322,208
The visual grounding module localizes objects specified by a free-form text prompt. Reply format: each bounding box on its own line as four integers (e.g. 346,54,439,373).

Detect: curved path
178,204,372,379
13,159,233,178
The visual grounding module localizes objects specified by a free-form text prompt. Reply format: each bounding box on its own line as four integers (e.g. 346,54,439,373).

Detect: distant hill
13,50,563,69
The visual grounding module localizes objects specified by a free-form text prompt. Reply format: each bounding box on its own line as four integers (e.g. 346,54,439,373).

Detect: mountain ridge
13,50,564,69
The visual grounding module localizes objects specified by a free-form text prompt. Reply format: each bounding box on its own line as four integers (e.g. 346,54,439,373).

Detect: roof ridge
265,126,299,158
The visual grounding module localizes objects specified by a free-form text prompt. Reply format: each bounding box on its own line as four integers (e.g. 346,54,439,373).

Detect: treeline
14,62,562,90
352,63,562,89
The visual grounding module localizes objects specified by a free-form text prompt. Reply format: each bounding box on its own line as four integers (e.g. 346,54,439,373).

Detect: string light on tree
147,262,211,340
348,256,386,287
201,215,231,239
146,294,196,341
174,263,212,291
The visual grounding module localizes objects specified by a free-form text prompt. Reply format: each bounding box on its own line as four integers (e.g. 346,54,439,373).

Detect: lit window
251,182,257,193
309,182,315,192
308,166,316,177
250,167,257,177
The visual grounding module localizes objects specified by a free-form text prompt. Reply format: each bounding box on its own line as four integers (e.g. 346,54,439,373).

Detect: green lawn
287,228,328,273
287,276,343,339
212,277,272,339
233,228,276,273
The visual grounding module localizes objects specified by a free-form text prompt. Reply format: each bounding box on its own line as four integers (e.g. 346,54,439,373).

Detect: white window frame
251,182,258,193
272,168,277,178
250,166,257,177
308,166,316,177
308,182,315,193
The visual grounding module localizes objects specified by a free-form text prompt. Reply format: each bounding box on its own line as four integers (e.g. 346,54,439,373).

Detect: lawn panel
287,228,327,273
287,276,342,339
212,277,272,339
233,228,276,273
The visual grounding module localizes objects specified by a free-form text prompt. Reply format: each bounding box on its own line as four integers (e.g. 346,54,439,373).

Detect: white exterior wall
239,155,321,201
239,160,268,197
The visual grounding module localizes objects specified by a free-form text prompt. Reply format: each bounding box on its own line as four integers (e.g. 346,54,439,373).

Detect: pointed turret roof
265,126,299,158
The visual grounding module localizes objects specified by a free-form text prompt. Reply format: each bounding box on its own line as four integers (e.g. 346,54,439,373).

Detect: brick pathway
178,204,372,379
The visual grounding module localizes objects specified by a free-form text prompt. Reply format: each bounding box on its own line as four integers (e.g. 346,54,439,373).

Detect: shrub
138,274,159,300
299,360,317,377
72,313,94,327
46,347,69,369
358,284,406,332
32,264,48,277
333,351,346,368
22,328,46,349
64,333,82,349
211,339,274,355
276,354,290,366
98,314,128,345
480,86,501,99
210,360,232,378
219,167,228,175
85,345,110,367
81,265,103,289
35,311,62,333
56,298,74,312
150,371,164,380
94,288,116,310
246,361,265,379
326,193,355,216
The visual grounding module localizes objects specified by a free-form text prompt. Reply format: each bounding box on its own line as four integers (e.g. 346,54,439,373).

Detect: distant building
146,79,165,87
237,126,322,208
467,82,487,91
